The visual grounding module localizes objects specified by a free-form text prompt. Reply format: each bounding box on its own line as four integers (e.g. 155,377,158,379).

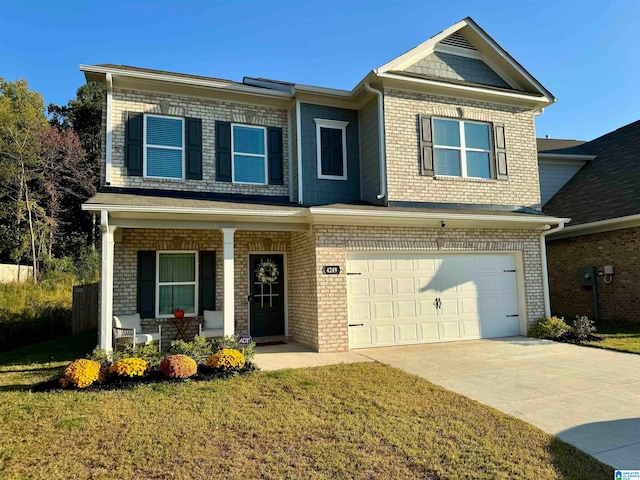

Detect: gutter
105,73,113,184
540,221,567,317
295,99,303,204
537,153,596,161
363,82,387,202
79,64,291,99
546,214,640,240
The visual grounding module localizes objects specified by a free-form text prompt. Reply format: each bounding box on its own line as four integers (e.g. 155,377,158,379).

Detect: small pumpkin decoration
173,309,185,319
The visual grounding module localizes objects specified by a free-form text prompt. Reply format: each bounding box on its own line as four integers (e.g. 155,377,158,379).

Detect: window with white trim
433,118,492,179
157,252,197,317
232,124,267,184
314,118,348,180
144,114,184,180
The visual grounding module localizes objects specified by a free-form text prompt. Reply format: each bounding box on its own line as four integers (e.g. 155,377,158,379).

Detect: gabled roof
376,17,555,103
543,120,640,226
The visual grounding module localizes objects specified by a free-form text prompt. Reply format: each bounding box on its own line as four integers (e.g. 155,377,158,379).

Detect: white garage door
347,252,521,349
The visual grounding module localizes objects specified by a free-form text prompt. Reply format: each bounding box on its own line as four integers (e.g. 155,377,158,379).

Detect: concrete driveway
358,337,640,469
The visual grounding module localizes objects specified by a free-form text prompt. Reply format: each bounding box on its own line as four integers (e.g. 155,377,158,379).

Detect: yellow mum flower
59,359,106,388
109,358,150,378
206,349,245,370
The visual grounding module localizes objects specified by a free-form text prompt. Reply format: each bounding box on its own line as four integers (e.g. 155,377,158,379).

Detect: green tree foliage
0,78,102,281
0,78,49,279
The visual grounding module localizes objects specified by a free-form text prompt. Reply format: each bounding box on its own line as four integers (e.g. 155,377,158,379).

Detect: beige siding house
83,17,566,352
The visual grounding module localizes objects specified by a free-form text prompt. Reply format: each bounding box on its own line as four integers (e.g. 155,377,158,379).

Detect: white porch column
220,228,236,337
99,211,117,351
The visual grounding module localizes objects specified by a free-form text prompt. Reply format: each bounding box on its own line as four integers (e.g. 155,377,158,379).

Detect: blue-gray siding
405,52,510,89
538,160,586,205
290,104,298,203
299,103,360,205
359,97,382,204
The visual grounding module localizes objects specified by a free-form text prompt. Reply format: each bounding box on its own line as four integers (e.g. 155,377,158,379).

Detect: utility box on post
578,266,597,287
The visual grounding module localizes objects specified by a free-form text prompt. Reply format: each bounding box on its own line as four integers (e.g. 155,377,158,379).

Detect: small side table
173,318,192,341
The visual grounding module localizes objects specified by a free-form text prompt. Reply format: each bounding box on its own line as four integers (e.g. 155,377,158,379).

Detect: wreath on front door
255,259,279,284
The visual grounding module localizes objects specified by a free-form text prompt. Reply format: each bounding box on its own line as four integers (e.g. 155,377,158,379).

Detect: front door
249,254,285,337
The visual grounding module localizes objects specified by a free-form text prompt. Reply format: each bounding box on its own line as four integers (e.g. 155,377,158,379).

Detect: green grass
586,325,640,354
0,335,613,479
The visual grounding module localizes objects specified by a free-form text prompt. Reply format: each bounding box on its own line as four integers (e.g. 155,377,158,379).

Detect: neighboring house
541,121,640,324
82,17,566,353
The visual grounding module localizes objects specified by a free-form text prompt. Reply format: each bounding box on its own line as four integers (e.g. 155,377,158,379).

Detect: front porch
96,207,318,353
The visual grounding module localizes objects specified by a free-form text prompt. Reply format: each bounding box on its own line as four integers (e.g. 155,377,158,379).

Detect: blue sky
1,0,638,141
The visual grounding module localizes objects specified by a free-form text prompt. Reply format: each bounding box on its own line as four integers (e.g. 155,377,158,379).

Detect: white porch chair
113,313,162,352
198,310,224,339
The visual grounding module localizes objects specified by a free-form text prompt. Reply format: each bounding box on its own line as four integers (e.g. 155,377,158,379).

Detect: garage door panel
371,258,392,272
394,277,415,294
372,301,393,320
397,323,418,342
349,259,369,273
395,300,417,318
441,321,461,339
349,326,372,347
394,258,415,271
349,302,371,321
420,322,440,341
348,277,370,296
462,320,481,337
374,324,396,344
372,278,393,295
347,252,522,349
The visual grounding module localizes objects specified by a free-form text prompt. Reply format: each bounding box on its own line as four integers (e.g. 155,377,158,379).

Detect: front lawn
586,325,640,354
0,336,612,479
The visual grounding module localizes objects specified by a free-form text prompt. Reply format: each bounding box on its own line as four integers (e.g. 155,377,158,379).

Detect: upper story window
433,118,492,179
232,124,267,184
314,118,348,180
157,252,197,318
144,115,185,180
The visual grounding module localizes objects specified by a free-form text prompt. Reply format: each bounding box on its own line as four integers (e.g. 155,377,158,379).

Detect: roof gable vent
438,31,477,51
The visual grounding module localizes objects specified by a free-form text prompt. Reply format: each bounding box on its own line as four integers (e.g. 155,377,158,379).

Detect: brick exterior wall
383,88,541,209
109,224,545,352
547,227,640,324
112,228,292,347
107,88,289,196
312,225,545,352
288,231,319,350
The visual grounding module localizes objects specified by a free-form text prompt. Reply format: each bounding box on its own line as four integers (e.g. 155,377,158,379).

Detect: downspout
105,72,113,185
295,99,303,205
540,222,565,317
364,82,387,202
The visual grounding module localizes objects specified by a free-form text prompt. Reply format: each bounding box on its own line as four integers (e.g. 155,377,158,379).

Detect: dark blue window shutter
185,117,202,180
199,251,216,315
125,112,143,176
320,128,344,176
267,126,284,185
215,121,232,182
137,251,156,318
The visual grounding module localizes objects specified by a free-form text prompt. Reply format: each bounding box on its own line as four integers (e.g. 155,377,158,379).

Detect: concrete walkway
358,337,640,470
255,342,370,371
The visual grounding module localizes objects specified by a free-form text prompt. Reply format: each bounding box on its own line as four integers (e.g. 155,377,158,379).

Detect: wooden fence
72,283,98,333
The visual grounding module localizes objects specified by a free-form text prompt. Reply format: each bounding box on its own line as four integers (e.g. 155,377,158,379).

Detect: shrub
206,349,245,370
109,358,150,378
528,316,571,339
59,359,106,388
87,344,162,368
170,335,215,364
159,354,197,379
571,315,596,342
210,335,256,362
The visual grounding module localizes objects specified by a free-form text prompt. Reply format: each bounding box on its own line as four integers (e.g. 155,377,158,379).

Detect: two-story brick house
82,17,566,352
